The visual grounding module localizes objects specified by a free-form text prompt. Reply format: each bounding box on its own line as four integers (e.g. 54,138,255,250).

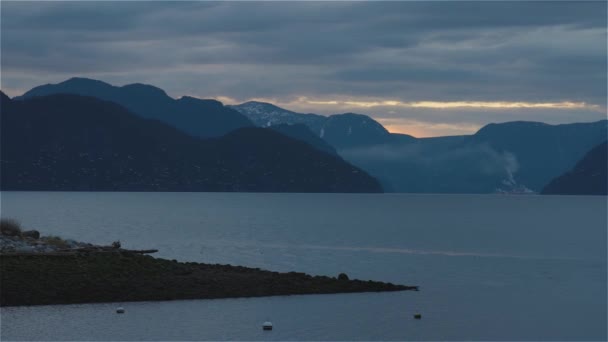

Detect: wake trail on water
189,240,593,262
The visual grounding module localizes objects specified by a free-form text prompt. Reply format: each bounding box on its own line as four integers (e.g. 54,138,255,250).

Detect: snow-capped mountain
229,101,327,134
230,101,405,149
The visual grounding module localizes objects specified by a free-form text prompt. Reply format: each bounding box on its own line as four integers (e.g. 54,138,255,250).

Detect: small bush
0,218,22,237
338,273,349,281
41,236,70,249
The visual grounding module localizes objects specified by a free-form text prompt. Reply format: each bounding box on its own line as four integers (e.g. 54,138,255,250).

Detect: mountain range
0,92,382,193
6,77,607,194
232,99,607,194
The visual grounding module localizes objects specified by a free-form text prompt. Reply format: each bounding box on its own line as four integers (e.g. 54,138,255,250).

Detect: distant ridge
18,78,253,138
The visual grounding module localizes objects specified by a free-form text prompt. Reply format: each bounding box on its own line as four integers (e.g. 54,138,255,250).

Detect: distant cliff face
0,93,382,193
541,141,607,195
18,78,253,138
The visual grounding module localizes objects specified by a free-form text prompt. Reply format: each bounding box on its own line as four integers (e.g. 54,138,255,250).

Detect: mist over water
340,142,524,194
1,192,606,340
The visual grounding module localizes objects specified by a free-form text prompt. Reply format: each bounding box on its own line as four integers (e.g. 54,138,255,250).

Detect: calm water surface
0,192,606,341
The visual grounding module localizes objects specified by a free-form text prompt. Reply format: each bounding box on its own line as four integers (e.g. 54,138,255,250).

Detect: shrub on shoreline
0,218,22,237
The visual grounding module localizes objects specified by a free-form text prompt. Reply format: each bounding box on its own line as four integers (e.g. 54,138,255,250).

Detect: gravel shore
1,251,418,307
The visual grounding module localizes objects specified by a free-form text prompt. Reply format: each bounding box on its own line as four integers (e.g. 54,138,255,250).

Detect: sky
1,1,606,137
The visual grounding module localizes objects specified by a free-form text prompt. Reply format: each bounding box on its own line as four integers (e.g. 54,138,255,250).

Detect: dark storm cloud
1,1,606,136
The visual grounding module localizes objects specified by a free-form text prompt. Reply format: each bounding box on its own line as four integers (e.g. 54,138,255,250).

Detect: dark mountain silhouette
0,91,10,104
541,141,607,195
0,92,382,193
269,124,338,156
17,78,253,138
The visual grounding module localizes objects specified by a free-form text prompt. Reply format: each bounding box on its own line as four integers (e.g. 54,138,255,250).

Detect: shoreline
0,252,418,307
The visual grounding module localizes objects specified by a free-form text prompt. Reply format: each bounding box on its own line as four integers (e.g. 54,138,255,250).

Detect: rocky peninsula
0,219,418,307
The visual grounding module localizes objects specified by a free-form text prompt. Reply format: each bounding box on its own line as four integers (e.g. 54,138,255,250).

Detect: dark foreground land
0,252,417,306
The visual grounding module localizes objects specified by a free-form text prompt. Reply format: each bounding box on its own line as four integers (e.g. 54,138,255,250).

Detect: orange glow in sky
303,98,600,111
377,119,482,138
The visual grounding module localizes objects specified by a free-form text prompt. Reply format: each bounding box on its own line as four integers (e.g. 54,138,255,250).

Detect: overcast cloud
1,1,606,136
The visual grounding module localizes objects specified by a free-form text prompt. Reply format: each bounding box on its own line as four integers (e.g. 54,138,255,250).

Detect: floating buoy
414,313,422,319
262,321,273,331
116,307,125,314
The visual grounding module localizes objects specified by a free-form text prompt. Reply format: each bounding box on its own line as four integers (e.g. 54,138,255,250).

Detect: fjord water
1,192,606,341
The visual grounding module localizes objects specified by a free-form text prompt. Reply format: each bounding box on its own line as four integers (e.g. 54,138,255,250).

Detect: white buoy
116,307,125,314
262,321,273,331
